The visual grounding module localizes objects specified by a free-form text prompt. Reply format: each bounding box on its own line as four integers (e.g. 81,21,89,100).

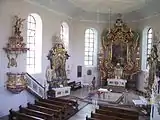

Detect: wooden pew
99,105,139,116
48,97,78,110
39,99,66,112
27,103,62,120
95,109,138,120
39,98,73,117
9,109,44,120
19,106,53,120
35,100,63,111
91,112,128,120
35,100,64,119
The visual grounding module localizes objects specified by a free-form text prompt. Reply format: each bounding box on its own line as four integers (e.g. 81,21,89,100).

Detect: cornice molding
22,0,72,19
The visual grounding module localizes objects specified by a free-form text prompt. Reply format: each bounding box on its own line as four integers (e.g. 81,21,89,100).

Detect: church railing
25,73,46,99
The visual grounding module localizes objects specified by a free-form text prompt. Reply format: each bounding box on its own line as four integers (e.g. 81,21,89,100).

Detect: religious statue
147,45,158,93
114,63,123,79
47,36,70,79
14,16,25,36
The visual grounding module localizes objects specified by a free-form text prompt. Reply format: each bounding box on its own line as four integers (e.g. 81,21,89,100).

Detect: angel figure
14,16,25,36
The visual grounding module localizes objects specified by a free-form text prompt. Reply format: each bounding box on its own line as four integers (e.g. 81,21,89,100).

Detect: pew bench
95,109,138,120
40,98,76,117
48,96,78,111
91,112,124,120
27,103,61,120
9,109,45,120
35,100,64,120
99,105,139,116
19,106,53,120
39,99,68,116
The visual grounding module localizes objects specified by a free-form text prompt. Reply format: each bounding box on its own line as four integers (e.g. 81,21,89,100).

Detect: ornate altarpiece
98,16,140,81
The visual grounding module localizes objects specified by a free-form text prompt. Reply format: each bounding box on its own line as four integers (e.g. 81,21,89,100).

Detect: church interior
1,0,160,120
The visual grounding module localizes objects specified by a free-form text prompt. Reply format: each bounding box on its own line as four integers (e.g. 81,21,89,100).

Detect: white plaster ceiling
24,0,160,22
68,0,151,13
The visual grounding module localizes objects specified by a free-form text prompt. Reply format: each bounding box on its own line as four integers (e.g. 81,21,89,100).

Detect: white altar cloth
107,79,127,87
52,87,71,97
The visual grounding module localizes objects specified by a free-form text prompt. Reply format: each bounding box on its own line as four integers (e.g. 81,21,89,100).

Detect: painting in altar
112,43,127,67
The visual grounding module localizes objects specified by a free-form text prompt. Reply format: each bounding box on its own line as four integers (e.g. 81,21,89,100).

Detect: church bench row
39,98,69,117
48,96,78,110
9,110,44,120
19,105,53,120
99,105,139,117
9,97,79,120
95,109,137,120
27,103,61,119
86,105,139,120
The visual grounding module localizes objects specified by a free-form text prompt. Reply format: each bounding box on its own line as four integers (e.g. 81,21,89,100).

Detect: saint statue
147,45,158,91
14,16,25,36
114,63,123,79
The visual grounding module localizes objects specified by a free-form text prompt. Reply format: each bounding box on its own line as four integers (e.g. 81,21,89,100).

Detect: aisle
69,104,96,120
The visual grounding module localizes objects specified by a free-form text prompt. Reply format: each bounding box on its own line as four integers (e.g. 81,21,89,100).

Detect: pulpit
98,15,140,88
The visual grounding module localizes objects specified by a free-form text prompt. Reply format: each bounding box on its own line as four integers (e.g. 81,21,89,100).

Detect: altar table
107,79,127,87
97,88,123,103
52,87,71,97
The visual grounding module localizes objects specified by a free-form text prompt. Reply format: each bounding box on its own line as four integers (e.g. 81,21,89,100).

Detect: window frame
27,15,36,73
84,28,97,66
146,28,153,69
60,22,69,51
26,13,42,74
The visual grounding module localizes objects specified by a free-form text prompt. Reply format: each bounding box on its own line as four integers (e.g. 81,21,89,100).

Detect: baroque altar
46,35,70,89
98,15,140,82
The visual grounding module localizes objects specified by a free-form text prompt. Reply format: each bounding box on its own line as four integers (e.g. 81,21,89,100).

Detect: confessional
98,16,140,89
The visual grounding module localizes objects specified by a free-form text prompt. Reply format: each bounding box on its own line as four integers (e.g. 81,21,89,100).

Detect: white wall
138,15,160,61
0,0,71,116
68,21,105,86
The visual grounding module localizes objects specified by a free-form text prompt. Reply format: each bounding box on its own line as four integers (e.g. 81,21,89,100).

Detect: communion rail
25,73,46,99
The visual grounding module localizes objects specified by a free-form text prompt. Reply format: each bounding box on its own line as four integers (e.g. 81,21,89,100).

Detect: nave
1,87,159,120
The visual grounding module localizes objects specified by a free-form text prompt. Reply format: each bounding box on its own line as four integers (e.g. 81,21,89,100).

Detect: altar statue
114,63,123,79
14,16,25,36
147,45,158,91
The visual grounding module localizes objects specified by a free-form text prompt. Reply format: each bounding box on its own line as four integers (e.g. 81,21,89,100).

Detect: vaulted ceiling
24,0,160,22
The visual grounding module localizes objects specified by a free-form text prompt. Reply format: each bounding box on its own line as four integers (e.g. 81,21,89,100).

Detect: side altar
98,15,140,88
46,35,71,97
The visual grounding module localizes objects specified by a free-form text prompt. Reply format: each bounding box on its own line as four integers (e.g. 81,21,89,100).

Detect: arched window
27,13,42,74
60,22,69,50
141,27,153,70
147,28,153,58
146,28,153,69
84,28,98,66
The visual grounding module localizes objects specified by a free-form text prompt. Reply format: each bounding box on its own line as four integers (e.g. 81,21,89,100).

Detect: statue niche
98,15,140,81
